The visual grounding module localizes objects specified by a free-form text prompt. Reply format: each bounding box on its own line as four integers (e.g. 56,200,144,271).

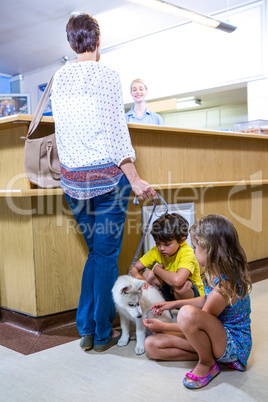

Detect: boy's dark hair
66,13,100,54
150,213,189,243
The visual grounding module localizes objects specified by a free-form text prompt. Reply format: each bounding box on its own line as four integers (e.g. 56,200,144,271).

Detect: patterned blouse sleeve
97,67,136,167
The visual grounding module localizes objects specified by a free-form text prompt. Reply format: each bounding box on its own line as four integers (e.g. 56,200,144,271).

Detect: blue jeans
65,175,131,344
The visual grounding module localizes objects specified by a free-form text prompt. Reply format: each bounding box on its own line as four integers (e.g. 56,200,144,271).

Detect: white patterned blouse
51,61,135,199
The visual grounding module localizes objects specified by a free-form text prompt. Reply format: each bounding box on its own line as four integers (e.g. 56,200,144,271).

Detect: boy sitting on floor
129,213,204,300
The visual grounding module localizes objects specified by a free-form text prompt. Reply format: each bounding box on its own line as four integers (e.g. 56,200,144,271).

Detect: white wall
161,104,248,130
21,65,59,111
22,2,266,117
247,78,268,120
101,1,265,104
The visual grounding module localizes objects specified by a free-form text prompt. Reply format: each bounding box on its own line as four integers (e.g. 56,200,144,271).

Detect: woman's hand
131,178,156,200
119,158,156,200
143,318,166,333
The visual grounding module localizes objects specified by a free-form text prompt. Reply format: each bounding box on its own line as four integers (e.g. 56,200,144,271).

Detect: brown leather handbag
23,75,61,188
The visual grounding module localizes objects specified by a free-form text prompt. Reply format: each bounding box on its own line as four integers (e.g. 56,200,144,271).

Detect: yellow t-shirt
140,241,204,296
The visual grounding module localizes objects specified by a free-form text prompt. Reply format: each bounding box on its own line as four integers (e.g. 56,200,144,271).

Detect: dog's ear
120,285,132,294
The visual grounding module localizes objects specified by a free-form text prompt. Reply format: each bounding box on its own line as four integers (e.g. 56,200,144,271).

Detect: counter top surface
0,114,54,125
1,114,268,140
127,123,268,140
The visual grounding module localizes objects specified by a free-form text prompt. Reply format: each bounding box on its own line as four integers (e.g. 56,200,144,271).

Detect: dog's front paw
135,344,145,355
117,336,129,347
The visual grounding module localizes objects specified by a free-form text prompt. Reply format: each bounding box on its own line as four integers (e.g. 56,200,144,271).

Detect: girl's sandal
227,361,245,371
183,362,220,389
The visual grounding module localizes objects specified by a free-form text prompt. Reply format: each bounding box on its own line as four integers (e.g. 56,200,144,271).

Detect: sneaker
80,334,94,350
93,330,121,352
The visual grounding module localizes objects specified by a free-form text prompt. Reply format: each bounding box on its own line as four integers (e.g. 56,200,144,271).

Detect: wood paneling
0,197,36,314
32,196,86,315
129,126,268,186
0,117,267,316
0,125,29,190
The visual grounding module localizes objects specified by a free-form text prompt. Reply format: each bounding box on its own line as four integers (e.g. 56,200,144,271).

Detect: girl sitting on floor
143,214,252,389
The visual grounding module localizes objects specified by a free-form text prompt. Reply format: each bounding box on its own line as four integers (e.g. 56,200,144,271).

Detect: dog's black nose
137,314,142,318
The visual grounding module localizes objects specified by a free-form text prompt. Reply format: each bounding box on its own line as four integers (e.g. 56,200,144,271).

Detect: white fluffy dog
112,275,172,355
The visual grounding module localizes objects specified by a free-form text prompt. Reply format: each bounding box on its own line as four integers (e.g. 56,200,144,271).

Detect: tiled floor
0,320,79,355
1,279,267,402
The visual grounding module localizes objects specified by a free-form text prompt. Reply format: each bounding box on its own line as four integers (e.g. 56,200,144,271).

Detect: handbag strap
129,192,168,274
26,75,54,139
46,139,61,176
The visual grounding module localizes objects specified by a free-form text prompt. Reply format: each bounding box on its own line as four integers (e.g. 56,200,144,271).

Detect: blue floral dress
204,277,252,366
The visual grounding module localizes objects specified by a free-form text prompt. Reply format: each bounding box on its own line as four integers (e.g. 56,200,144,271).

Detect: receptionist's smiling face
131,82,148,103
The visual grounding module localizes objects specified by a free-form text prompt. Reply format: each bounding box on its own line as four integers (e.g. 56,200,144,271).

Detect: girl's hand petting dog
150,300,178,316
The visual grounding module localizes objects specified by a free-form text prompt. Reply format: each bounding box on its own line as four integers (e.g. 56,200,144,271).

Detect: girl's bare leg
178,305,227,377
144,332,198,361
173,280,194,300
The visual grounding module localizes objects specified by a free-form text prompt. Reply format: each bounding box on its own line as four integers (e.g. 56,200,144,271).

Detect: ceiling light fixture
127,0,237,33
176,98,201,110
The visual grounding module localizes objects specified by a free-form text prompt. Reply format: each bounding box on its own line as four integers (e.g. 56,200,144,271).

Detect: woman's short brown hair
66,13,100,54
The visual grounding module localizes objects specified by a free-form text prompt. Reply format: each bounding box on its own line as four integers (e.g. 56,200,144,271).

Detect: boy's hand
142,281,152,290
143,318,166,333
154,263,164,271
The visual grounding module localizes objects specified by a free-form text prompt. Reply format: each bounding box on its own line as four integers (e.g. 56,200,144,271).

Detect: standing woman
51,13,156,352
125,78,164,125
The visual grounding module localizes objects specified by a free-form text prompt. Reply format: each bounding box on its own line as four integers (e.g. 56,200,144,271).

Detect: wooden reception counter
0,115,267,318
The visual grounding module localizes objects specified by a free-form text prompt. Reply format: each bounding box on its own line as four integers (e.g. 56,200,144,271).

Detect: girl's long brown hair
190,214,252,302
